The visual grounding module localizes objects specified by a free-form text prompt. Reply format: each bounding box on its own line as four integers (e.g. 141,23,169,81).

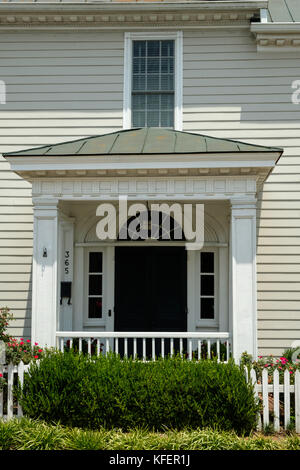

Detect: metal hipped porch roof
3,128,283,158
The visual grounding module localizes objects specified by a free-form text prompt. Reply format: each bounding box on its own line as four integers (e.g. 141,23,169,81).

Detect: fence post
295,369,300,434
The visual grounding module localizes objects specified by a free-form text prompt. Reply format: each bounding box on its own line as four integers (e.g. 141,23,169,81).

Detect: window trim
123,31,183,131
84,247,107,327
196,247,219,328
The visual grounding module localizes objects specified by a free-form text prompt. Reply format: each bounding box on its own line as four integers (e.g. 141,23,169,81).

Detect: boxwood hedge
17,352,259,435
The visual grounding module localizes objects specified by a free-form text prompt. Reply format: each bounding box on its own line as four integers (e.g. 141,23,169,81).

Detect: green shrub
17,352,259,435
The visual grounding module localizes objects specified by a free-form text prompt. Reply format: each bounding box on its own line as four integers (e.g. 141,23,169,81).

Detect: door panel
114,246,187,357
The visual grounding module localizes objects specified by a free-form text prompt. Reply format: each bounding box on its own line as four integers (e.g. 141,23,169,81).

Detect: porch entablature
30,175,258,202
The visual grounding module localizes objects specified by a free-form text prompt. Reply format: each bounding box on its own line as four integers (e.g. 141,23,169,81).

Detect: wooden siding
183,29,300,357
0,31,124,338
0,29,299,356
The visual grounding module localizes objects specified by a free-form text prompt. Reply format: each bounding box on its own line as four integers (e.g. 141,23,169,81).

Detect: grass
0,418,300,450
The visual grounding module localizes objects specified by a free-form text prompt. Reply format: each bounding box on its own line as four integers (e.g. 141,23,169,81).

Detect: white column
230,198,257,362
32,198,59,348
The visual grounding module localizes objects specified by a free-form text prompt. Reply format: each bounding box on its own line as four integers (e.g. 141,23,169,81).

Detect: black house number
64,250,70,275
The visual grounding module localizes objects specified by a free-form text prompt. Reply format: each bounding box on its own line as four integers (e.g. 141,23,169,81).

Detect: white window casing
123,31,183,131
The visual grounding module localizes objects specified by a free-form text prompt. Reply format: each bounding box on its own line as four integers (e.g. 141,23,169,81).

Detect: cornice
251,23,300,51
0,2,264,30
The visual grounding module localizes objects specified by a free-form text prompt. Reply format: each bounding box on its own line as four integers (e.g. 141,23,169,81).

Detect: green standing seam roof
267,0,300,23
3,128,283,158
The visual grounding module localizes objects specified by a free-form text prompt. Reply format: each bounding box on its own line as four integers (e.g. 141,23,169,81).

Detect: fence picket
262,368,269,427
295,370,300,434
0,364,3,418
7,363,14,419
17,361,24,417
284,369,290,429
273,369,280,432
250,368,262,431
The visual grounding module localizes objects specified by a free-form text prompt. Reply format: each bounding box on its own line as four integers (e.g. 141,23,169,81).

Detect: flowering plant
0,372,6,391
0,307,44,365
241,351,300,385
0,307,13,343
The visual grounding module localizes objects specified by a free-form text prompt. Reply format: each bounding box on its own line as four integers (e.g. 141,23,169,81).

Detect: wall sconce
43,248,47,258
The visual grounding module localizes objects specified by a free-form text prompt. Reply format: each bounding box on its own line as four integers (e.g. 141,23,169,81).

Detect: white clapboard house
0,0,299,361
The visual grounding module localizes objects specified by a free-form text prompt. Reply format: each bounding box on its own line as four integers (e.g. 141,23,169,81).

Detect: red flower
34,355,38,359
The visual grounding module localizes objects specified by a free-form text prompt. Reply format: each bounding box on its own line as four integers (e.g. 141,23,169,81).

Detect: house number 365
64,250,70,275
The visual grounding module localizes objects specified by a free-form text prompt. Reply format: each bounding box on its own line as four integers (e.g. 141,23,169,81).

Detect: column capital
230,197,257,210
32,197,59,210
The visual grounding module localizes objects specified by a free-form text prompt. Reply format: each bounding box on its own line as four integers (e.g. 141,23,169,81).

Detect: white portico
3,128,282,361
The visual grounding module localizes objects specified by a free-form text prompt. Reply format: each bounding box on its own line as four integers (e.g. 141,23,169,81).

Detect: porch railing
56,331,231,361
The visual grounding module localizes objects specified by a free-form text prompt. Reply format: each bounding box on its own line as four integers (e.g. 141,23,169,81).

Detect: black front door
114,246,187,357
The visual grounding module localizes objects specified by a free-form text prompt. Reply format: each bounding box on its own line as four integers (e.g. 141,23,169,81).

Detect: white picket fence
0,362,30,420
1,361,300,434
245,367,300,433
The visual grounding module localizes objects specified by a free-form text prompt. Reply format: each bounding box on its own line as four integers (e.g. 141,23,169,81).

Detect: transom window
132,40,175,128
200,252,215,320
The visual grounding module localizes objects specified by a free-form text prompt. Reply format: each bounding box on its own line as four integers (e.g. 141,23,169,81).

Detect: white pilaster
230,198,257,362
32,198,59,348
58,216,75,332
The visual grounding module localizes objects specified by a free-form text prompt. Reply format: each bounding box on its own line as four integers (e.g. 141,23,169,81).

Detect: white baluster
198,340,201,361
180,338,183,357
161,338,164,359
143,338,146,360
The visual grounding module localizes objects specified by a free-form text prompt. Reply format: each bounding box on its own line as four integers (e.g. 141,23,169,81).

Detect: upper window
132,40,175,128
123,32,183,130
